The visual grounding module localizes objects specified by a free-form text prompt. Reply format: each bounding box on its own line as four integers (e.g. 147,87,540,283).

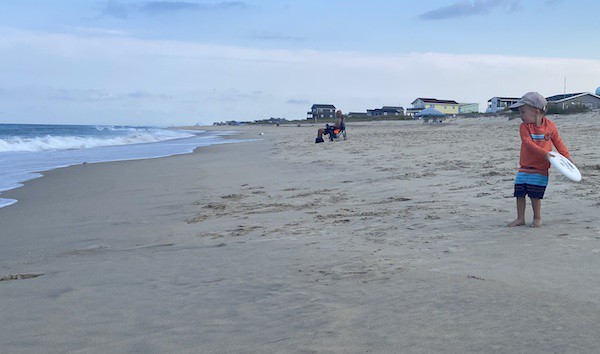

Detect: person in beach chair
315,110,347,143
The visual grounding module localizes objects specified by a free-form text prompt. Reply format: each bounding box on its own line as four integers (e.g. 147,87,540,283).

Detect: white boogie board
548,152,581,182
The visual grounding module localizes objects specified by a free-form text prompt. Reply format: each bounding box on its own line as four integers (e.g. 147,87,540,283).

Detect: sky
1,0,600,126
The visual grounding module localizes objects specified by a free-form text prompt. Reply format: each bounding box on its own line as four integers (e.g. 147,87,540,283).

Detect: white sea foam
0,129,195,152
0,127,248,209
0,198,17,208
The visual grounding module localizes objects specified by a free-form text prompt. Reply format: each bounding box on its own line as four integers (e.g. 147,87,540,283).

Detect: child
507,91,571,228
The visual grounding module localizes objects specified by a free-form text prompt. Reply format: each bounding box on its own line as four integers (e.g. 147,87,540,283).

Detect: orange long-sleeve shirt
518,117,570,176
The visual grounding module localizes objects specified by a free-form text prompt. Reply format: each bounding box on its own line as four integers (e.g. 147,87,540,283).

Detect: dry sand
1,113,600,353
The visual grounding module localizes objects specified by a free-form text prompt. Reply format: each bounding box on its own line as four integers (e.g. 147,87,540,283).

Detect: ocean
0,123,247,208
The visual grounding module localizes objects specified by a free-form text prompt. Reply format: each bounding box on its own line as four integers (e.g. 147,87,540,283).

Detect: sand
1,113,600,353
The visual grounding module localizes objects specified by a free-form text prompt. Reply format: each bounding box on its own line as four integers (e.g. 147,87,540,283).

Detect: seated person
316,110,344,143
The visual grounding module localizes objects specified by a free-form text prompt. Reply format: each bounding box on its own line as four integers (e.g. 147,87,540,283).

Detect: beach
1,113,600,353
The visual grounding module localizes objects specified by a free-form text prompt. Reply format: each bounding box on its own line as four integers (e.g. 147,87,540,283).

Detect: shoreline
2,115,600,352
0,128,251,209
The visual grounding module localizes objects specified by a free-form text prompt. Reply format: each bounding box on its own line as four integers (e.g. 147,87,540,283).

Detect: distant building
410,98,459,115
458,103,479,114
405,107,423,117
546,92,600,109
307,104,336,120
366,106,404,117
486,97,520,113
347,112,369,118
254,117,288,124
213,120,245,126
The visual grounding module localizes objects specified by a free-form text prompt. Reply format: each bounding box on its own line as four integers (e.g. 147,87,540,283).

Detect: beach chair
325,122,347,141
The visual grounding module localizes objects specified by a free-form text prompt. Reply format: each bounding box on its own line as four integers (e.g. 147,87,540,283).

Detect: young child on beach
507,91,571,228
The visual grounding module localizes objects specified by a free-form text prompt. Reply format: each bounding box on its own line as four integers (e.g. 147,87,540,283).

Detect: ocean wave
93,125,144,132
0,129,196,152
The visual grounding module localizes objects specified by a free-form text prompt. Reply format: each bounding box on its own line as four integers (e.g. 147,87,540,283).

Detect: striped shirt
518,117,570,176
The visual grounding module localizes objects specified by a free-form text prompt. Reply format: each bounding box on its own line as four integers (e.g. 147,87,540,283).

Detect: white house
486,97,520,113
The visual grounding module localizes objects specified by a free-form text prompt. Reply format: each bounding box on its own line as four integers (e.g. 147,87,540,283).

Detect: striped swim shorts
514,172,548,199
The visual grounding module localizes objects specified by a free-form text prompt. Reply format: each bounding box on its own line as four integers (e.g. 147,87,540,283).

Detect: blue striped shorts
514,172,548,199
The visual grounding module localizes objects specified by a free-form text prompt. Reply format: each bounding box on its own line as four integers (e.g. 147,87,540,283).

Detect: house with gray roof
367,106,404,117
546,92,600,109
307,104,336,120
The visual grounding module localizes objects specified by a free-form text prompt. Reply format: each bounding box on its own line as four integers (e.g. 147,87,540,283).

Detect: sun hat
509,91,547,111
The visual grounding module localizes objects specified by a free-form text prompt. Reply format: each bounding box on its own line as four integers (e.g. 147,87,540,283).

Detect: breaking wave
0,128,195,152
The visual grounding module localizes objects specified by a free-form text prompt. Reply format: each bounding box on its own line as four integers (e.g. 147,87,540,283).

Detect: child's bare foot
507,218,526,227
531,219,542,228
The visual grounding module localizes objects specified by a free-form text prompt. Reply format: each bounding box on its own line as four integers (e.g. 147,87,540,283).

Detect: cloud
251,31,305,42
140,1,248,14
103,0,130,19
419,0,521,20
141,1,199,13
287,98,309,105
52,88,116,101
49,88,172,102
207,88,266,102
68,27,130,37
3,29,600,125
102,0,248,18
127,91,172,99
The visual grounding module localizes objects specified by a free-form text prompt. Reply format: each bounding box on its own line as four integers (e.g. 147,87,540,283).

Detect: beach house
307,104,336,120
458,103,479,114
546,92,600,110
366,106,405,117
347,112,369,119
486,97,520,113
409,98,459,116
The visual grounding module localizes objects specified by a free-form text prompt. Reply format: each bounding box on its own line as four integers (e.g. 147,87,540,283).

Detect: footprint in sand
229,225,265,237
221,193,246,201
1,273,44,281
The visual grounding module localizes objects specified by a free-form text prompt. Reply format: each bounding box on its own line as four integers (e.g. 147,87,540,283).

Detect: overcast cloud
1,1,599,125
103,0,248,18
2,28,599,125
140,1,248,14
419,0,522,20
